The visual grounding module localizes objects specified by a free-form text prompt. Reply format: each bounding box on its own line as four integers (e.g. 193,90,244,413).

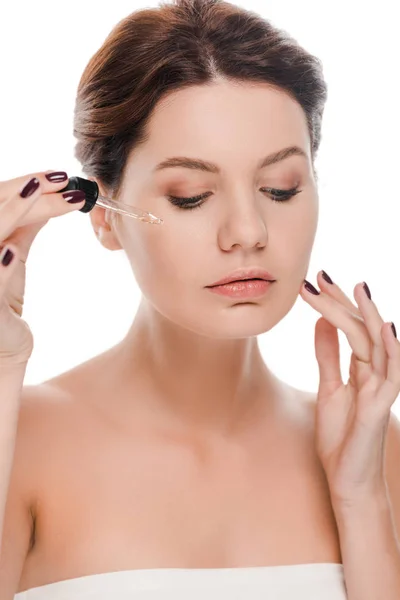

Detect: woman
1,1,400,598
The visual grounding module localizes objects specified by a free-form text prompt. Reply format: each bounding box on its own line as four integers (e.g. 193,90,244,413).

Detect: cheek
119,223,202,297
274,199,318,271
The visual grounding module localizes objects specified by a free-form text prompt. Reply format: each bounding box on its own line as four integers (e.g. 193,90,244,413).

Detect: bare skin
13,350,343,593
2,79,348,594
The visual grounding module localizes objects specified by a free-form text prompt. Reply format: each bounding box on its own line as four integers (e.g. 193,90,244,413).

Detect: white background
1,1,399,417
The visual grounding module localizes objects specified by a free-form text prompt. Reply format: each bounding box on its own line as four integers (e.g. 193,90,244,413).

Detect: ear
87,177,123,251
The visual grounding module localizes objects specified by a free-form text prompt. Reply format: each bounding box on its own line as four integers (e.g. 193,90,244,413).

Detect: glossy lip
206,267,276,287
207,279,273,299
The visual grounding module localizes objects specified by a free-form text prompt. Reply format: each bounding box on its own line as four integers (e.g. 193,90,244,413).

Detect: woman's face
95,80,319,339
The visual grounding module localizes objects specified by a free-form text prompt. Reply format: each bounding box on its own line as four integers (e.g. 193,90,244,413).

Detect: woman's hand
0,171,85,367
299,272,400,509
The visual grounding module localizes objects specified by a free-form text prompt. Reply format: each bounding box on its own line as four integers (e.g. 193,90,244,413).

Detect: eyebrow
153,145,308,174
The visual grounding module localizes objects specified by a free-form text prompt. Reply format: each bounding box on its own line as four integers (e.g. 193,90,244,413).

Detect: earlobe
87,178,123,250
98,226,107,241
97,224,123,251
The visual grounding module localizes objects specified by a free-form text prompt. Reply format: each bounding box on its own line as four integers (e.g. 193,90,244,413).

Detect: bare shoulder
8,381,71,504
17,382,68,444
384,406,400,522
386,404,400,458
2,383,59,508
12,382,75,500
11,379,93,535
0,382,72,597
14,378,94,497
18,381,78,439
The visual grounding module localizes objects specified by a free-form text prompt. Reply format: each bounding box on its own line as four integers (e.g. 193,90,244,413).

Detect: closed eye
167,186,302,210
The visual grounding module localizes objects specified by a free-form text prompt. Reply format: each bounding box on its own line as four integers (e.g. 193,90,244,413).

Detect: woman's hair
73,0,328,202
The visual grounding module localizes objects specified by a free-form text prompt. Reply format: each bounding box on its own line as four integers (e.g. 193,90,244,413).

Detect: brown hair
73,0,328,203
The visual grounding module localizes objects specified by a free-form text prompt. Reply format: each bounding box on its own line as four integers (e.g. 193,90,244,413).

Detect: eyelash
167,186,302,210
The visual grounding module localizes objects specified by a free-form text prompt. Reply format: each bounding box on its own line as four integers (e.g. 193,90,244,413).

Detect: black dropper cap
59,176,99,213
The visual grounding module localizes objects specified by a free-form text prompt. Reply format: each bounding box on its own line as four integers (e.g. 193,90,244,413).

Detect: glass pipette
59,176,163,225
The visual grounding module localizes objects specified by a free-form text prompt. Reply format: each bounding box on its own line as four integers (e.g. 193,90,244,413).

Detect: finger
300,279,371,363
316,272,388,378
377,322,400,411
352,282,388,378
316,270,362,318
0,244,27,317
0,171,40,196
0,170,63,198
314,316,343,393
0,244,19,299
0,220,47,264
0,172,85,243
0,177,42,241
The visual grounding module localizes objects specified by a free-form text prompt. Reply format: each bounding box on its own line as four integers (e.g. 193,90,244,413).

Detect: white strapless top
14,563,347,599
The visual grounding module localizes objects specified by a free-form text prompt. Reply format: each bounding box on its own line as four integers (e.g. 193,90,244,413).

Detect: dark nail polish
20,177,40,198
62,190,86,204
1,248,14,266
391,322,397,339
363,282,372,300
321,270,333,284
45,171,68,183
304,280,320,295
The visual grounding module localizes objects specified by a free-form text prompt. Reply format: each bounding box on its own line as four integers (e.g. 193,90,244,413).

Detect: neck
106,300,286,438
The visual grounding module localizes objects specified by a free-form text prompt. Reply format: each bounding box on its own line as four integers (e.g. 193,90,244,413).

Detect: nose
217,193,268,252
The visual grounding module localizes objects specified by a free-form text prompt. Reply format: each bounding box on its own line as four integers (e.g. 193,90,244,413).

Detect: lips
207,279,273,299
207,268,276,287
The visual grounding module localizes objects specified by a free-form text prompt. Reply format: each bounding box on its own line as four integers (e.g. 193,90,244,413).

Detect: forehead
125,81,311,181
149,81,309,149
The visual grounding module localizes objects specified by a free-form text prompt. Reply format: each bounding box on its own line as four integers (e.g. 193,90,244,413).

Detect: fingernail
321,270,333,284
20,177,40,198
363,282,372,300
45,171,68,183
391,322,397,339
0,247,14,266
62,190,86,204
304,280,320,295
